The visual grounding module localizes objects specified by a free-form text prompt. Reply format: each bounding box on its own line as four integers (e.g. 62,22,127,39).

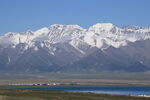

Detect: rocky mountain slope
0,23,150,73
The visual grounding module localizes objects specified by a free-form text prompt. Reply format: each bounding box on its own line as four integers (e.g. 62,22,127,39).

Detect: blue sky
0,0,150,34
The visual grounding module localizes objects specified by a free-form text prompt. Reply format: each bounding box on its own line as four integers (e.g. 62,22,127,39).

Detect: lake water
9,86,150,97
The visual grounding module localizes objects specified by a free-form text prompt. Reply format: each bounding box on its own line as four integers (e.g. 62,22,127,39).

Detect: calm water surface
9,86,150,96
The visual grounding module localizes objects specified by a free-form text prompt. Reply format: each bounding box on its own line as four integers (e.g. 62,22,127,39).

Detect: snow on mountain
84,23,150,48
88,23,115,33
0,23,150,53
0,23,150,72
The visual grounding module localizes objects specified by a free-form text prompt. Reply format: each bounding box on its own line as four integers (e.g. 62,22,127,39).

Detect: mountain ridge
0,23,150,73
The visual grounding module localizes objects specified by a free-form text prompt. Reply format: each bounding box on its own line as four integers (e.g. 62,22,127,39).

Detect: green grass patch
0,89,149,100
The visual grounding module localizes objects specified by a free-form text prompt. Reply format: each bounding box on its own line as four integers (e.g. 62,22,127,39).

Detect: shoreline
0,85,150,98
0,89,149,100
69,91,150,98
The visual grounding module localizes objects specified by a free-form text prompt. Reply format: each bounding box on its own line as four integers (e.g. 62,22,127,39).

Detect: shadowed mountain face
0,23,150,73
63,39,150,73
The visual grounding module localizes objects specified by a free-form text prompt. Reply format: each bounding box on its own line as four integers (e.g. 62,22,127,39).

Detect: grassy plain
0,89,149,100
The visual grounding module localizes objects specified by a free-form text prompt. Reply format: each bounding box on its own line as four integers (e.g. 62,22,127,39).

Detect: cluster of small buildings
33,83,57,86
9,83,57,86
9,81,77,86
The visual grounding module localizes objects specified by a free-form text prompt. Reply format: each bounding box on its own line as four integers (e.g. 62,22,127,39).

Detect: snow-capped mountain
1,23,150,50
0,23,150,73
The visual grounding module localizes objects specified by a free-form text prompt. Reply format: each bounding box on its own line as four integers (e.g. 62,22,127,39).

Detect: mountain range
0,23,150,73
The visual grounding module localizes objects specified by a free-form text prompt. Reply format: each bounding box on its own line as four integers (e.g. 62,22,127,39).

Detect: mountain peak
0,23,150,73
0,23,150,49
49,24,83,29
89,23,115,33
93,23,114,26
